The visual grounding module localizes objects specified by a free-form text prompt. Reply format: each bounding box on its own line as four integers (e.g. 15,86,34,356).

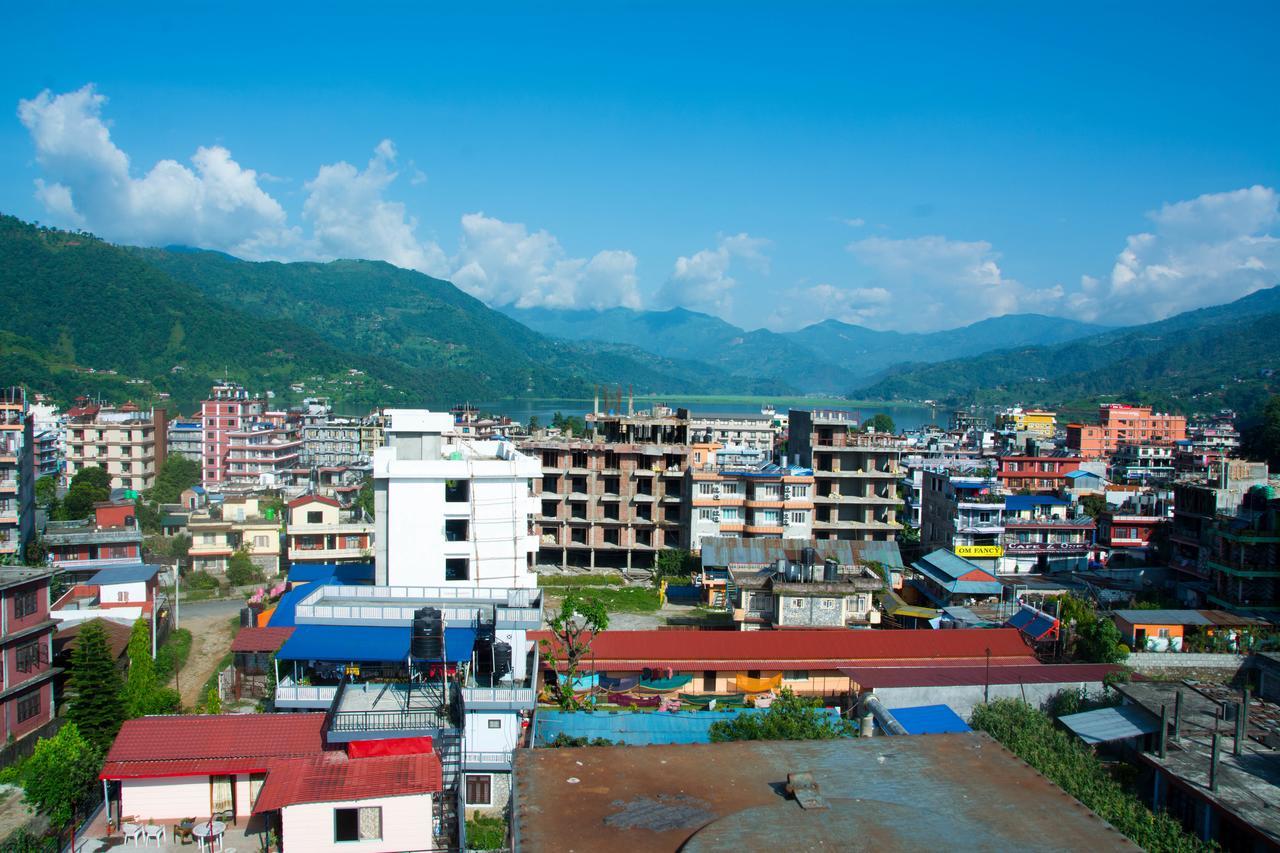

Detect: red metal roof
231,626,295,653
531,628,1034,671
102,713,326,779
841,662,1122,689
287,494,341,509
253,752,443,813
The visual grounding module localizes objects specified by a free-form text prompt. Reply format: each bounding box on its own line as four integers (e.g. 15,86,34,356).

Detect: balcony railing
460,686,536,707
274,683,338,706
464,751,513,770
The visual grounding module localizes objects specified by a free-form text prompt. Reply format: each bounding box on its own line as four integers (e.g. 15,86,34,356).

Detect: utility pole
984,647,991,704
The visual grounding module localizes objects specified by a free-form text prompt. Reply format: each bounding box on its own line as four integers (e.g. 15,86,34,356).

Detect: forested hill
855,285,1280,413
0,216,785,412
0,215,428,411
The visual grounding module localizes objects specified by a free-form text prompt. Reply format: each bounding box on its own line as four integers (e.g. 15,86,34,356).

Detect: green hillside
856,286,1280,413
130,246,786,401
0,216,424,411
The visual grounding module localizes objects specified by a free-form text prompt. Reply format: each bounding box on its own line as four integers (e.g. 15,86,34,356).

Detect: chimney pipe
1159,704,1168,759
1173,690,1183,742
1235,701,1246,756
1210,733,1220,792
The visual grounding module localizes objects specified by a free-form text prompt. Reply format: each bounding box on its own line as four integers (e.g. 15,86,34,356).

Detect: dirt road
168,598,245,708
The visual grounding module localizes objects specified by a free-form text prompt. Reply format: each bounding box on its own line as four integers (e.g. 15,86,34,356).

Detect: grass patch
465,814,507,850
182,588,216,602
154,628,192,683
537,573,624,587
588,586,661,613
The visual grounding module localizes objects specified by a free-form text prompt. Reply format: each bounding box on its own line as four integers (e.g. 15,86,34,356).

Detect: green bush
465,814,507,850
154,628,192,683
226,550,265,587
709,689,853,742
970,700,1206,852
184,570,221,591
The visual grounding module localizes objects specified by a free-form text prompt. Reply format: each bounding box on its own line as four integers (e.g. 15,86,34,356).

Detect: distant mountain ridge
504,305,1112,392
855,285,1280,412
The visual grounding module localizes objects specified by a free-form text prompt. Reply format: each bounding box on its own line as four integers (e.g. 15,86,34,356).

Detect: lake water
457,398,945,432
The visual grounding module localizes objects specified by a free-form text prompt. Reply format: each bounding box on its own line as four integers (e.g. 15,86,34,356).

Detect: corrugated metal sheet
842,662,1118,688
701,537,903,570
1059,705,1160,745
885,704,971,735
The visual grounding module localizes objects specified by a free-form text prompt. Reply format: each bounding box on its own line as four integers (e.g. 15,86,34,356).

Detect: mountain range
1,212,1275,416
504,306,1111,392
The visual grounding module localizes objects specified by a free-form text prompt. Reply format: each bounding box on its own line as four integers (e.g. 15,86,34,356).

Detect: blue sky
2,3,1277,332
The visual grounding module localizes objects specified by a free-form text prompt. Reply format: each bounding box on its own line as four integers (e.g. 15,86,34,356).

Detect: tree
134,498,162,534
67,621,125,754
356,477,374,519
527,415,540,432
653,548,696,581
60,466,112,519
147,456,201,505
1075,614,1128,663
70,465,111,494
864,413,896,434
1079,494,1108,519
226,549,264,586
538,591,609,709
709,689,854,742
34,474,56,507
204,686,222,715
122,618,180,717
20,723,101,832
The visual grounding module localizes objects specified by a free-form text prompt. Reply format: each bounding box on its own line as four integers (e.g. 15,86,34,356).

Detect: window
116,591,129,603
788,485,809,498
466,775,492,806
699,508,716,521
306,510,323,524
13,590,36,619
445,519,469,542
699,482,716,496
15,642,41,672
789,511,807,525
445,558,469,581
720,506,740,521
334,806,382,842
784,670,809,681
487,718,501,729
16,691,40,723
445,479,470,503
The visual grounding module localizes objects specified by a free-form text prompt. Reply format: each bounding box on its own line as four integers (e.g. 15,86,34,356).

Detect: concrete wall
466,710,520,754
871,679,1108,721
120,773,259,821
281,793,432,853
1125,652,1248,672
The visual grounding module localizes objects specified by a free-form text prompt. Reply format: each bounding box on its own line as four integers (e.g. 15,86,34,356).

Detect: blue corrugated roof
1005,495,1069,511
1059,705,1159,745
287,562,375,584
886,704,971,735
1064,470,1100,480
88,563,161,586
533,707,844,746
276,624,477,663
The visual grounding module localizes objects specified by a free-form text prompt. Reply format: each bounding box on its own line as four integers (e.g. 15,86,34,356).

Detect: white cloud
656,233,770,313
302,139,448,276
17,85,295,256
16,85,643,310
450,213,640,310
841,217,866,228
1075,185,1280,323
838,235,1063,331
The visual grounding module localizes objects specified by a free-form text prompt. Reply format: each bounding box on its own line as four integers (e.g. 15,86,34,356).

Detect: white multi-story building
373,410,540,589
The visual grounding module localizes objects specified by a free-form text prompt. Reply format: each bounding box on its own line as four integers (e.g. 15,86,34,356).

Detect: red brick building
0,568,57,743
996,453,1083,492
201,383,267,487
1066,404,1187,461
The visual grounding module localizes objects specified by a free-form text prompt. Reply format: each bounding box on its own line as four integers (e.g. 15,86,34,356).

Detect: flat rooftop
1116,681,1280,845
513,733,1135,851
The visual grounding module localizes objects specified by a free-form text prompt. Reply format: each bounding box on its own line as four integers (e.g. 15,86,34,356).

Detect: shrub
184,570,221,591
466,814,507,850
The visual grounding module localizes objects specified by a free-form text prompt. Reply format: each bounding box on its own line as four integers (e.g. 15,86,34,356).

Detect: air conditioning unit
782,486,793,500
711,511,721,522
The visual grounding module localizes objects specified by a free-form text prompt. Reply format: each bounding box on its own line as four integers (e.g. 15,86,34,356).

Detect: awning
276,624,476,664
1058,705,1160,745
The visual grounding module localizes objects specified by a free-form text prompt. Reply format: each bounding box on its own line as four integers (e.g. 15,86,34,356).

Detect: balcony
1206,558,1280,579
274,681,338,709
326,682,460,742
460,686,536,710
464,751,513,771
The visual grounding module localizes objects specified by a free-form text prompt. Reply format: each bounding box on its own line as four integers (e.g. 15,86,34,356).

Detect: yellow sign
955,545,1004,559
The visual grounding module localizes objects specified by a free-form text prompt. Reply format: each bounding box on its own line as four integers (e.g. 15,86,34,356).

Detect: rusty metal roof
701,537,904,569
512,733,1136,851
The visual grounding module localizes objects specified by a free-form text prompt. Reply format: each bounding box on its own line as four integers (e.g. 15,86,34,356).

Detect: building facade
789,410,902,542
201,383,267,487
0,568,57,744
996,452,1082,492
1066,404,1187,461
63,403,167,493
225,422,302,491
0,388,34,560
686,443,814,552
286,495,373,566
165,418,203,463
374,410,540,588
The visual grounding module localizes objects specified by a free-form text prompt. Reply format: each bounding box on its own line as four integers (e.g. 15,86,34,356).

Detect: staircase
722,575,738,611
435,729,464,851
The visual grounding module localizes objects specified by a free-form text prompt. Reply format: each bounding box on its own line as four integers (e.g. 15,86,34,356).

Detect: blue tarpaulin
276,625,478,663
286,562,375,584
886,704,971,735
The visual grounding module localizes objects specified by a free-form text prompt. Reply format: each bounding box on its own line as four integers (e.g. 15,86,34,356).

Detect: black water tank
492,642,513,680
824,560,839,582
474,635,495,676
411,607,444,659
